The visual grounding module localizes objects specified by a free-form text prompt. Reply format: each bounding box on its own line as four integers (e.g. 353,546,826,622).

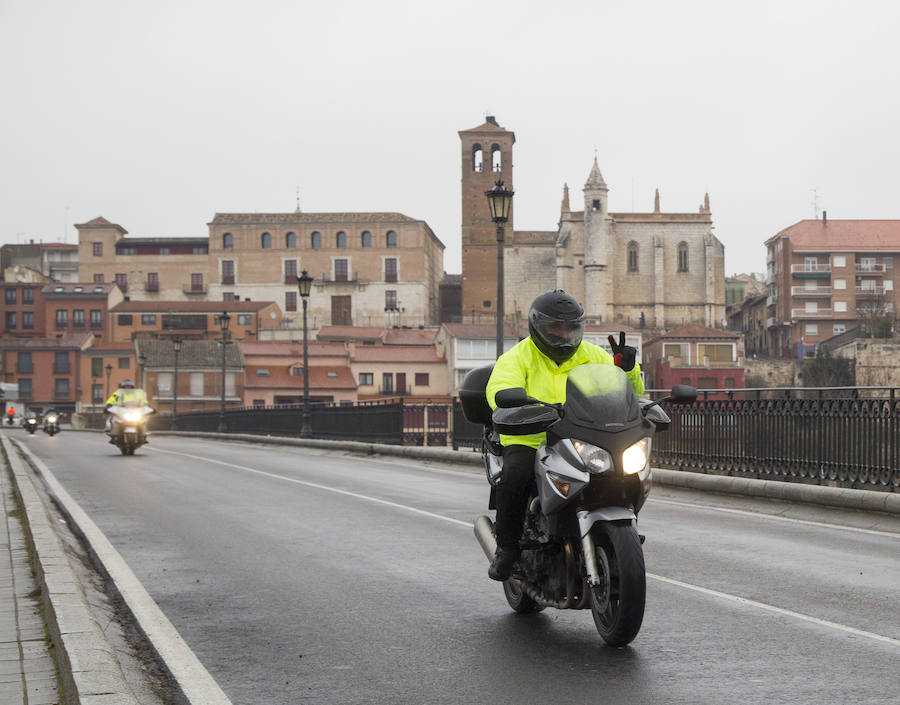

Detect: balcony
791,308,832,319
791,264,831,277
791,286,832,297
53,365,71,374
320,272,367,285
766,317,777,328
53,391,72,400
183,283,208,295
855,263,885,274
766,295,777,306
144,282,160,293
856,286,885,297
55,322,69,330
72,321,86,329
221,276,235,285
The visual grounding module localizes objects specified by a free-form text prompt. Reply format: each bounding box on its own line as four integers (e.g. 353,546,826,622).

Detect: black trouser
494,444,537,549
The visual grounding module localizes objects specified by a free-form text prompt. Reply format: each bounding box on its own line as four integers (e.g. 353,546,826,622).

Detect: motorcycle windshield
564,364,640,431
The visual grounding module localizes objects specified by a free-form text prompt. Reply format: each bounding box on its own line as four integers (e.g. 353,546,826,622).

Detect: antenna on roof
811,188,821,219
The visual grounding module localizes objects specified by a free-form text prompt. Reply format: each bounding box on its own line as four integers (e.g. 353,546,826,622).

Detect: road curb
1,432,141,705
8,436,235,705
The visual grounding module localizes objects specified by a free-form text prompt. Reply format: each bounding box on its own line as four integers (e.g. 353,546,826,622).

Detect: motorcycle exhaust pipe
473,515,497,561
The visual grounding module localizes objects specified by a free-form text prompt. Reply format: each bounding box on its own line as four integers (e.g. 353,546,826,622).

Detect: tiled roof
382,328,439,345
41,282,117,296
774,219,900,250
351,345,445,363
210,213,419,225
649,325,739,342
317,326,385,341
136,338,243,368
0,333,93,350
241,342,347,357
441,322,519,339
111,300,274,313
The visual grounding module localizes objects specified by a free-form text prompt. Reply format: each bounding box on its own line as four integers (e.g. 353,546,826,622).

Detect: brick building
764,216,900,357
642,325,744,396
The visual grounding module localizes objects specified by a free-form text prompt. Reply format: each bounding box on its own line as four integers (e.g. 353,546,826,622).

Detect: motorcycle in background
460,362,696,647
24,415,38,434
106,402,156,455
42,413,60,436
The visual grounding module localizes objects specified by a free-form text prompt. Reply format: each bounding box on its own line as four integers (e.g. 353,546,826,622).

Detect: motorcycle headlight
47,416,57,423
123,411,142,422
622,438,651,475
572,440,613,474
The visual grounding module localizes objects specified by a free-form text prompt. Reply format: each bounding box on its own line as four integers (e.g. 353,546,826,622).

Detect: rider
5,407,15,425
104,379,150,439
484,290,645,581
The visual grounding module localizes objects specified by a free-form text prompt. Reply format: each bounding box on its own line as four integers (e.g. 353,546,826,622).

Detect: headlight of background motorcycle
123,411,142,422
572,440,613,474
47,416,57,423
622,438,651,475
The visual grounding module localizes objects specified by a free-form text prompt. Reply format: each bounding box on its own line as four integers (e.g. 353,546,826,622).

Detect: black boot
488,546,519,581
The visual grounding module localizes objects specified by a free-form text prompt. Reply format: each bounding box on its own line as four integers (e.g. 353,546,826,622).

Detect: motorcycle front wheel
590,522,646,647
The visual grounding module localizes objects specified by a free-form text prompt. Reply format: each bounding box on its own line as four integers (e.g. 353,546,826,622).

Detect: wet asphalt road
17,431,900,705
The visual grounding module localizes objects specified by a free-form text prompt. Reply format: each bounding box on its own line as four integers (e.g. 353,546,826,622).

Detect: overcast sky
2,0,898,277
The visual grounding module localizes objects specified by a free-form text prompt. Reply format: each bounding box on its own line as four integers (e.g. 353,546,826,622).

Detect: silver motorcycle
461,363,696,646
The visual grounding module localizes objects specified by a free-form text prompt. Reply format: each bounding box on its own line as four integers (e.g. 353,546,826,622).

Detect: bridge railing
141,387,899,492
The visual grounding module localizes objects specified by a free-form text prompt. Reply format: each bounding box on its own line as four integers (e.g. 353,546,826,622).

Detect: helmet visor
530,309,585,349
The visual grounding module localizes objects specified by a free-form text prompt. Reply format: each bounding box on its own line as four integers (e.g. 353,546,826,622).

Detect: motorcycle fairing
535,440,590,515
576,507,637,538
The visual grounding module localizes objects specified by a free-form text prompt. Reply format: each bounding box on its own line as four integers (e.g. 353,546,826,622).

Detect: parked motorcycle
42,413,60,436
24,415,38,434
461,362,696,646
106,402,155,455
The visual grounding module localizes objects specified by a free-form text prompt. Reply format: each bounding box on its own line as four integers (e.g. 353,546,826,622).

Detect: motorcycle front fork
581,532,602,587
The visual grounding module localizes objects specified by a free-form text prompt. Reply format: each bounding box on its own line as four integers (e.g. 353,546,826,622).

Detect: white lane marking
155,447,900,649
652,497,900,539
152,447,472,527
648,573,900,648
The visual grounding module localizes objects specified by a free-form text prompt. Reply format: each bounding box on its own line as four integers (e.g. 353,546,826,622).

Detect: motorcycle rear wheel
590,522,646,647
503,579,544,614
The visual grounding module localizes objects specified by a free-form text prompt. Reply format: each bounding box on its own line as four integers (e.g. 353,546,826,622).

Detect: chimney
823,210,827,225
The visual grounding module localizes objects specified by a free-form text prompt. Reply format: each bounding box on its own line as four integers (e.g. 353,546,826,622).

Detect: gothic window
627,241,639,272
678,242,689,272
223,233,233,250
285,232,297,249
261,232,272,249
336,231,347,248
311,231,322,249
361,231,372,248
472,144,483,172
491,144,502,172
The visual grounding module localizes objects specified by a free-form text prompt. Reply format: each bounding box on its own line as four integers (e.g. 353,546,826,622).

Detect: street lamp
217,312,231,433
485,179,514,358
172,337,181,431
297,270,314,438
105,363,112,400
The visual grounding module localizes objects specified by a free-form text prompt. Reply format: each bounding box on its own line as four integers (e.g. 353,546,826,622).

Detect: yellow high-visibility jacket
486,337,645,449
105,388,148,406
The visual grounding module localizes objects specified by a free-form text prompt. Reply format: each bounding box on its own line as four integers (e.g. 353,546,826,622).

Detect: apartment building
642,325,744,395
765,217,900,357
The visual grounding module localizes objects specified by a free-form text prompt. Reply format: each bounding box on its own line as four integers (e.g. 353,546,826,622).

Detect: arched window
491,144,502,172
472,144,483,172
627,241,639,272
285,232,296,249
678,242,689,272
336,231,347,248
361,231,372,248
222,232,233,250
386,230,397,248
311,231,322,249
261,232,272,249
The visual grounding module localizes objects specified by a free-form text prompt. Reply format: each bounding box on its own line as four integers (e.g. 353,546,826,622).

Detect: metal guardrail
131,386,900,492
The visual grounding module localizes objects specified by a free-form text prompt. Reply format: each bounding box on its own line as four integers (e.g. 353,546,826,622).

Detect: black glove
608,331,637,372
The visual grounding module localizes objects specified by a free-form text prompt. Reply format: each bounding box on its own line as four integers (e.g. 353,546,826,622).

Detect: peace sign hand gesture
608,331,637,372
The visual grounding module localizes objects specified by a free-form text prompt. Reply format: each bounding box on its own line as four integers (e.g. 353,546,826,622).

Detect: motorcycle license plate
125,426,137,433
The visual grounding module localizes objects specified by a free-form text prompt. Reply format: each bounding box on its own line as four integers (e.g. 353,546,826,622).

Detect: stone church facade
460,117,726,331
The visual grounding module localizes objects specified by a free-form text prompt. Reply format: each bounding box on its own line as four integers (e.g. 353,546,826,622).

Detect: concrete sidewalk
0,440,61,705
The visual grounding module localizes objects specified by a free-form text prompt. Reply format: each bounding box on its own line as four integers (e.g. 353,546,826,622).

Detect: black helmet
528,290,586,364
119,378,135,389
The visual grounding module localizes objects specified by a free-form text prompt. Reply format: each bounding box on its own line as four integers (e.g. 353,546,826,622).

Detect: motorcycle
105,402,155,455
43,414,60,436
24,416,38,434
460,362,696,646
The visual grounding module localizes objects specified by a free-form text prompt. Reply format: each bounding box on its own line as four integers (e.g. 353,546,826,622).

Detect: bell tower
458,116,515,320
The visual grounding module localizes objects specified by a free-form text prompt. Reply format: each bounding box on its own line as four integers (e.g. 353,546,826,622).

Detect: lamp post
172,337,181,431
217,312,231,433
485,179,514,358
105,363,112,399
297,270,314,438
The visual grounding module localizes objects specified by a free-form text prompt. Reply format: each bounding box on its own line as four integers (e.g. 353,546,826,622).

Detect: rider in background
484,290,644,581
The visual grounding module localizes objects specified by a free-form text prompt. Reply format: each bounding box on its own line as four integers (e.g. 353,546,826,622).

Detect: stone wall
743,357,800,387
853,340,900,387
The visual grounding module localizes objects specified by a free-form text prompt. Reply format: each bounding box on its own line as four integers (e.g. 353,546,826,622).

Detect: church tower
458,116,515,320
582,158,613,321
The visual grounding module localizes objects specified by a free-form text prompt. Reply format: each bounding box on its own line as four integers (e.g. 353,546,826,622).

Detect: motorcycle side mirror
495,388,536,408
670,384,698,405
